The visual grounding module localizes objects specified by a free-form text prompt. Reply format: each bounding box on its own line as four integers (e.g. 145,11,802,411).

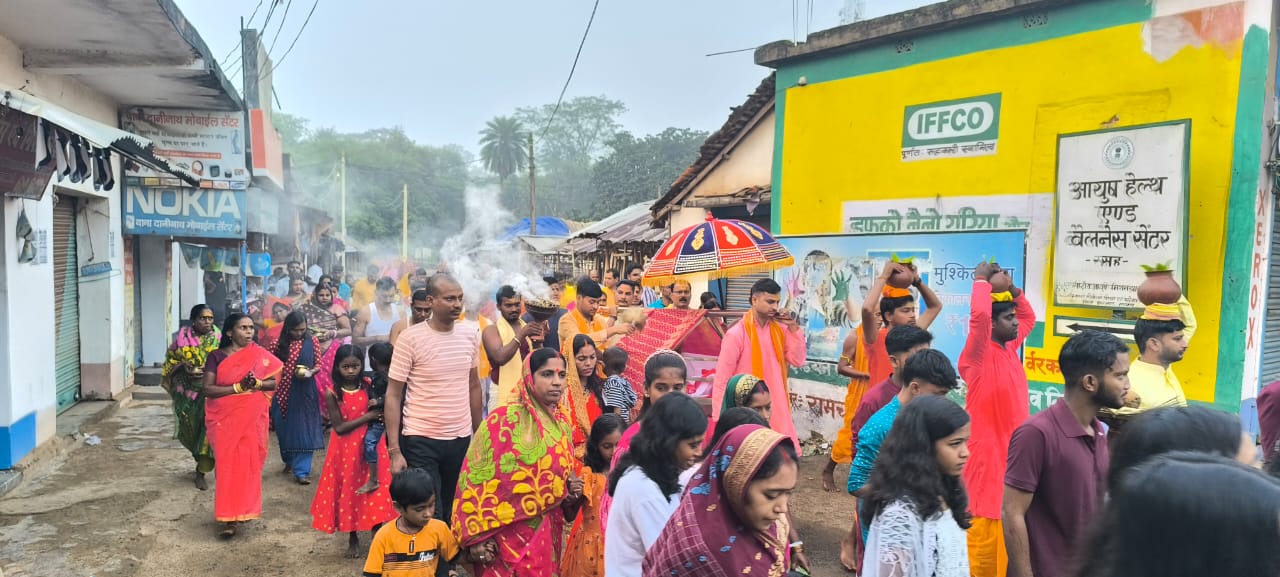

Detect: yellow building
756,0,1275,420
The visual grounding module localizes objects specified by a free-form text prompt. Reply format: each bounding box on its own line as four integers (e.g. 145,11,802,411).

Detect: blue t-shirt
850,396,902,539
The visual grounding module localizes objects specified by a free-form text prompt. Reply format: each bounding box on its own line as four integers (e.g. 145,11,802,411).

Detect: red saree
453,353,576,576
203,344,284,523
643,425,792,577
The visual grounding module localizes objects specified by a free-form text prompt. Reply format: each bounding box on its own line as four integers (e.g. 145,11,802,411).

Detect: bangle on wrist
388,447,401,454
789,541,804,549
233,383,243,394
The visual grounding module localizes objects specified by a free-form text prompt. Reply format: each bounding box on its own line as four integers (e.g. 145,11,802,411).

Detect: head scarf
882,286,912,299
564,337,606,459
453,350,575,551
1141,302,1181,321
990,291,1013,302
642,425,792,577
722,374,764,414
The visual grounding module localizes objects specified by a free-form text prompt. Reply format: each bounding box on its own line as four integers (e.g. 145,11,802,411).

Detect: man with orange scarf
557,278,634,352
711,278,806,451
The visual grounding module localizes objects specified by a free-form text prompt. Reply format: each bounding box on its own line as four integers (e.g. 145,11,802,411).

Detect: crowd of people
154,259,1280,577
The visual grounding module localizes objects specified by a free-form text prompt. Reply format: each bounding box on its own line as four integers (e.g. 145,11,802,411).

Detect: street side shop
756,0,1274,439
0,0,241,468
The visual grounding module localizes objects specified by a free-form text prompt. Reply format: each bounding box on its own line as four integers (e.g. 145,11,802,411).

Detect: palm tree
478,116,528,188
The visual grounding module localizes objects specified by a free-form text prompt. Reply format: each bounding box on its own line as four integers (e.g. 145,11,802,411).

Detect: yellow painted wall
777,21,1245,403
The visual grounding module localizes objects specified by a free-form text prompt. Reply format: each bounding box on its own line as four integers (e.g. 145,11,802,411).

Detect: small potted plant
1137,262,1181,305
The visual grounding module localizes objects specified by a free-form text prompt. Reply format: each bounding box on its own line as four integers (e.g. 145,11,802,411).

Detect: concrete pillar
139,236,171,366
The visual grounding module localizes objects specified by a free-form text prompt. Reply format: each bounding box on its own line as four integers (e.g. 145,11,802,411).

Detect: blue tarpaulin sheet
500,217,572,240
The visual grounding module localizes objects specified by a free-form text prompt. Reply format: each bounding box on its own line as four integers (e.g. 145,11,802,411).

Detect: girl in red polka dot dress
310,344,397,558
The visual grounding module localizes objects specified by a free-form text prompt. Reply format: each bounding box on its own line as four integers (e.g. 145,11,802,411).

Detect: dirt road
0,398,858,577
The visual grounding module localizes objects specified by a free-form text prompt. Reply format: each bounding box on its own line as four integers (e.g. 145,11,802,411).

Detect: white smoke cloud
439,184,551,310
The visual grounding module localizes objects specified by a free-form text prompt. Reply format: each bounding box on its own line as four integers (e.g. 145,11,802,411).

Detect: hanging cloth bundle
15,207,35,264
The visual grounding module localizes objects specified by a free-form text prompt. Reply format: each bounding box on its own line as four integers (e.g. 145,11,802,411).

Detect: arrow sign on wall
1053,317,1135,344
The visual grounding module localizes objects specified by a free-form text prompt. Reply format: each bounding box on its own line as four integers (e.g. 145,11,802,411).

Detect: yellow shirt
363,519,459,577
351,279,378,311
1121,296,1196,414
1124,359,1188,412
561,284,577,308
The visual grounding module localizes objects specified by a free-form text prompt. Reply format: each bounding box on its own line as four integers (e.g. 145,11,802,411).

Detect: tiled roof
651,73,776,221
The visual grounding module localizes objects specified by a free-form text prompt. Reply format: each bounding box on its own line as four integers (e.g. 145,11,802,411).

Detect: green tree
588,127,708,217
515,96,627,218
282,120,469,246
478,116,528,188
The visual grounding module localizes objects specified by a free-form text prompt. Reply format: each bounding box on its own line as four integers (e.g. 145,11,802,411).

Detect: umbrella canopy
642,215,793,286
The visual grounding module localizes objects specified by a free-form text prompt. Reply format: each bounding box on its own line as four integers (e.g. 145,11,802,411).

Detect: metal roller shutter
1262,201,1280,386
725,271,771,310
53,196,81,412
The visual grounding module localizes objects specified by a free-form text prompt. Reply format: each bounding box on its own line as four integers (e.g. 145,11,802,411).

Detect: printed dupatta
272,336,317,419
642,425,791,577
453,351,575,550
722,374,764,414
563,337,606,460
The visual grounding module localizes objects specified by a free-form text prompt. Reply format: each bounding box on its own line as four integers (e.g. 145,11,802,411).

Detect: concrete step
134,367,163,387
132,387,170,401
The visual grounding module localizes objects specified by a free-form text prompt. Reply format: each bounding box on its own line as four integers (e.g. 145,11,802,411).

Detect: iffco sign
901,93,1001,162
124,186,245,239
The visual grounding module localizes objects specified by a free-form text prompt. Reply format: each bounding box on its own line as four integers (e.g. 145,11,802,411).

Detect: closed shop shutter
1263,201,1280,387
53,196,81,412
725,271,771,310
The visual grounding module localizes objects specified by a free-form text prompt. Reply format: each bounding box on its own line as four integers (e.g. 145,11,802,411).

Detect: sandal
295,475,311,486
218,523,237,539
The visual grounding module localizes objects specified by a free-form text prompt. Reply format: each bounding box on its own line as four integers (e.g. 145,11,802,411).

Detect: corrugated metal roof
567,202,664,253
572,202,653,239
517,235,570,255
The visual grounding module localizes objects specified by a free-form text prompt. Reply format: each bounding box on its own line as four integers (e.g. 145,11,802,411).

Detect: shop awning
1,88,199,187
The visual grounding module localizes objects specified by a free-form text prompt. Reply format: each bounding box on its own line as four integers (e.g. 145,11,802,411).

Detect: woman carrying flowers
162,304,222,490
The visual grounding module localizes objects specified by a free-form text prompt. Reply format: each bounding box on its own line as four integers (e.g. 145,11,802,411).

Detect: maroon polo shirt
1258,381,1280,462
1004,399,1109,577
848,376,900,461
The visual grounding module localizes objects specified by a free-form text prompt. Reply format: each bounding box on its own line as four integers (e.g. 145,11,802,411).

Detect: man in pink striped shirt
386,273,483,572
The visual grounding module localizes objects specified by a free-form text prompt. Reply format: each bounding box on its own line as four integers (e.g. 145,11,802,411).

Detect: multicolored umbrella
642,215,794,286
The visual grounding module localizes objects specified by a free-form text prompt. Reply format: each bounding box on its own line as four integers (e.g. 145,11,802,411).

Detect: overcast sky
176,0,941,152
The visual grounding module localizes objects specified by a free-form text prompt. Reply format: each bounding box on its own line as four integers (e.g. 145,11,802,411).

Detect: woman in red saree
565,334,606,461
642,425,799,577
202,313,284,539
452,347,586,576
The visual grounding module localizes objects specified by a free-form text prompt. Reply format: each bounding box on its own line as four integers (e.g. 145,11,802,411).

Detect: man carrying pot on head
1122,288,1195,414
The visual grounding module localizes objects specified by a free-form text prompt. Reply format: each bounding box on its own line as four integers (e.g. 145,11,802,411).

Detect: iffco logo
902,93,1002,147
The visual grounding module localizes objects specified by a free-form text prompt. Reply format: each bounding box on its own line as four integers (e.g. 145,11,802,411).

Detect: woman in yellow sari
452,347,586,576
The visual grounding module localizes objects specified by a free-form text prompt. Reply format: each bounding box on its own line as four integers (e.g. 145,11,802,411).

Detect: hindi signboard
1052,121,1188,309
775,231,1025,366
120,108,249,189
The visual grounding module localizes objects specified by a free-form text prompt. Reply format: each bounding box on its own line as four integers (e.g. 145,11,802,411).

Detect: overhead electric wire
220,0,266,64
266,0,321,76
268,0,294,53
536,0,601,144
